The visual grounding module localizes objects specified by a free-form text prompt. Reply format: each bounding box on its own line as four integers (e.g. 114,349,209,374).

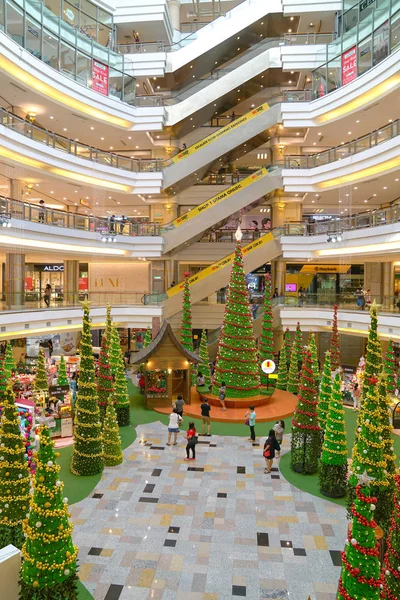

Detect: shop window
373,19,389,65
26,16,42,57
358,35,372,74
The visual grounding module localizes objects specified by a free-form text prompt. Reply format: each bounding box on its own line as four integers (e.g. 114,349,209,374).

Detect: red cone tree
382,474,400,600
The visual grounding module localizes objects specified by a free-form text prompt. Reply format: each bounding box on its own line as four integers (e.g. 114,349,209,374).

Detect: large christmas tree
329,305,341,372
198,329,211,388
291,349,321,473
308,332,319,389
103,394,123,467
57,356,68,386
318,351,332,433
0,354,8,409
0,384,30,549
276,340,288,391
4,341,15,378
319,373,348,498
293,322,303,367
70,301,103,476
97,331,114,422
382,474,400,600
110,324,130,426
180,273,194,352
34,349,48,395
287,345,300,395
383,339,396,395
375,376,396,531
212,240,260,398
284,328,291,369
259,274,274,387
362,302,382,401
20,425,78,599
337,473,382,600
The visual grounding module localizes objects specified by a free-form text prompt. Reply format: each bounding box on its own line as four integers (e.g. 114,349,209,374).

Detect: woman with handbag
245,406,256,441
263,429,280,474
184,421,197,461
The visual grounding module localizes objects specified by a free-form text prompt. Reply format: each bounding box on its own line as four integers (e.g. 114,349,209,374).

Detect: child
218,381,227,411
185,421,197,461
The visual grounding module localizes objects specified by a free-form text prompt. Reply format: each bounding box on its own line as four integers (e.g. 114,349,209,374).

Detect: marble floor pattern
71,422,347,600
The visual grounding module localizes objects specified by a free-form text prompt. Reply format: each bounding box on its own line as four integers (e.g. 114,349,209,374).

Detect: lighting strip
0,55,132,129
318,240,400,257
0,234,126,255
318,156,400,189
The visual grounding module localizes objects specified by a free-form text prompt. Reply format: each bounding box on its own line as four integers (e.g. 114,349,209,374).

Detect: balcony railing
199,228,270,242
282,32,337,45
0,108,162,173
279,293,400,314
2,291,149,310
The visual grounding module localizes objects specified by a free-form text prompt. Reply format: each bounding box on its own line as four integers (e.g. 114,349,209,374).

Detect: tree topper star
80,299,92,311
355,469,376,486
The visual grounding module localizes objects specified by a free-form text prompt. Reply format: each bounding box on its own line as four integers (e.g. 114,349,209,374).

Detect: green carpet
77,581,94,600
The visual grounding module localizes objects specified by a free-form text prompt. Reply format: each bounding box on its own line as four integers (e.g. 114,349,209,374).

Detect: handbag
245,418,250,426
263,444,271,458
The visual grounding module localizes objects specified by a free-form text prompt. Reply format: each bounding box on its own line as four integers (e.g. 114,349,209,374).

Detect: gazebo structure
132,321,202,409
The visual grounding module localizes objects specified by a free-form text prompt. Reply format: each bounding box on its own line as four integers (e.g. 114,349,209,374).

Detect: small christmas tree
382,474,400,600
0,385,30,549
318,351,332,433
212,239,260,398
34,349,48,395
308,332,319,389
259,274,274,388
287,345,300,395
284,328,291,369
319,373,348,498
111,325,130,426
103,395,123,467
383,340,396,395
362,302,382,401
97,332,114,422
291,349,321,474
198,329,211,388
329,305,341,372
4,341,15,378
57,356,69,386
293,322,303,367
20,425,78,599
337,474,382,600
143,327,152,348
70,301,103,476
276,341,288,391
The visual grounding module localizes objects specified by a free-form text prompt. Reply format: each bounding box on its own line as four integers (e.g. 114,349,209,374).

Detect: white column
168,0,181,31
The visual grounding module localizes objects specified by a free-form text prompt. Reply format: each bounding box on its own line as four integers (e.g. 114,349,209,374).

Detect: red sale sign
92,60,109,96
341,45,357,86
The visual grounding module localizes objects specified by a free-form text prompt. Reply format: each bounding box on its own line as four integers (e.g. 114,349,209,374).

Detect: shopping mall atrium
1,0,400,597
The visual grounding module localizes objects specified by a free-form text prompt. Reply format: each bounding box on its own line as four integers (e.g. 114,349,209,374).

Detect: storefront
285,264,364,302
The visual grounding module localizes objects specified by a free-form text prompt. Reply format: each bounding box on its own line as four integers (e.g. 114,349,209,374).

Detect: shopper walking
47,339,53,358
119,215,127,234
273,420,285,457
43,284,51,308
174,394,185,418
200,397,211,436
166,408,182,446
184,421,197,460
218,381,227,411
263,429,281,473
352,382,361,410
38,199,46,223
245,405,257,441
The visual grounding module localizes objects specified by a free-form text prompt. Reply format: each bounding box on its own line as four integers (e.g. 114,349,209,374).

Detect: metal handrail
279,293,400,314
282,32,337,45
0,108,162,173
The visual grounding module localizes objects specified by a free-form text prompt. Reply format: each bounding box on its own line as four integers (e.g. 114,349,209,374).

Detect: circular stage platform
153,387,298,424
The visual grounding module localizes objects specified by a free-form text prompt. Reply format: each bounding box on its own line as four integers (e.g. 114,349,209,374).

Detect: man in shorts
200,398,211,436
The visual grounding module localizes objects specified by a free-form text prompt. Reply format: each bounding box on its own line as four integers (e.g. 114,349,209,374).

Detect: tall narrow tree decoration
259,274,274,387
294,322,303,367
97,331,115,422
383,340,396,395
291,349,321,474
0,385,30,549
319,351,332,433
287,345,300,395
143,327,152,348
362,301,382,402
57,356,68,387
105,304,113,340
319,373,348,498
382,474,400,600
70,301,103,476
198,329,211,388
180,272,196,384
20,425,79,599
375,376,396,532
34,349,48,395
284,327,291,369
276,341,288,391
103,393,123,466
337,472,382,600
0,354,8,410
329,305,341,372
308,332,319,389
4,341,15,378
110,325,130,426
212,237,260,398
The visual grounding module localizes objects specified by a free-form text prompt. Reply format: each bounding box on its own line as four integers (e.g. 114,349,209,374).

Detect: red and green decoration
144,327,152,348
319,373,348,498
259,274,274,387
110,325,130,427
0,354,8,409
362,302,382,402
70,301,103,477
34,349,48,396
180,272,196,384
383,340,396,395
284,327,291,369
57,356,68,387
96,331,114,422
318,351,332,433
198,329,211,389
276,340,289,391
212,240,260,398
0,384,30,549
287,345,300,395
290,349,321,474
20,425,79,599
4,341,15,379
375,376,396,532
308,332,319,389
329,305,341,372
337,473,382,600
103,394,123,467
382,474,400,600
293,322,303,367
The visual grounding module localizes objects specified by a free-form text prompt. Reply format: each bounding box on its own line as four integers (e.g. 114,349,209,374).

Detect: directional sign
261,359,276,374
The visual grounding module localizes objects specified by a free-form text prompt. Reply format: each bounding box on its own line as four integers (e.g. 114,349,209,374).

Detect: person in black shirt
200,398,211,436
263,429,280,474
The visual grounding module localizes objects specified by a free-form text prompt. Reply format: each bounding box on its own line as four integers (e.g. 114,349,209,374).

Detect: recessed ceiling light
215,62,218,65
364,199,368,203
251,104,255,107
354,187,358,190
237,36,240,40
313,142,316,145
311,200,315,203
389,119,393,123
396,178,399,182
295,193,298,196
156,135,160,139
339,200,342,203
85,196,89,199
356,120,360,123
290,16,294,20
74,202,78,206
291,71,294,74
288,80,292,84
63,197,66,200
50,116,54,119
153,77,156,80
74,190,78,193
190,65,193,69
288,29,292,33
63,128,67,131
318,132,321,135
50,190,54,193
157,86,160,89
315,194,318,197
341,141,345,145
373,193,377,197
108,196,112,199
237,47,240,51
136,145,139,149
101,137,104,140
109,146,113,149
96,202,99,205
136,83,140,88
90,126,94,130
128,136,131,139
296,132,300,136
348,131,352,135
261,21,264,25
383,186,388,189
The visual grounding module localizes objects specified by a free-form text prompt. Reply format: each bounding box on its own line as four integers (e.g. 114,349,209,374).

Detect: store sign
34,264,64,272
92,60,109,96
341,46,357,86
300,264,351,274
360,0,375,11
65,8,75,21
49,385,70,397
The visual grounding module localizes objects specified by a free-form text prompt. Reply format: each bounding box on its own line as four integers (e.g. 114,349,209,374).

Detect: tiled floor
71,423,346,600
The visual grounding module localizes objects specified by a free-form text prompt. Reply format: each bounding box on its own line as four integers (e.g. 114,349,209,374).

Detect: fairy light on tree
34,349,48,396
318,351,332,433
57,356,68,387
308,332,319,389
102,393,123,467
259,274,274,388
198,329,211,388
287,344,300,395
276,341,289,391
329,305,341,372
96,331,114,422
382,474,400,600
4,341,15,379
362,302,382,402
383,340,396,395
180,272,196,385
110,324,130,426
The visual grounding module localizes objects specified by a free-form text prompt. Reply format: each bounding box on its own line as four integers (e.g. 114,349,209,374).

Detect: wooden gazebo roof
131,320,202,365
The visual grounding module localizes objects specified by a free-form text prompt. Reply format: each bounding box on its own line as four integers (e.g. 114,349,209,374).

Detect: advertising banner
92,60,109,96
341,45,357,86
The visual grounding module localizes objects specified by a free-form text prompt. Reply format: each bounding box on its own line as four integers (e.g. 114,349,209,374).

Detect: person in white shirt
167,408,182,446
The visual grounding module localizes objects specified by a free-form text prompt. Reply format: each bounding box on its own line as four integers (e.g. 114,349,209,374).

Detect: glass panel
60,40,75,78
42,0,60,35
62,1,78,32
0,0,3,31
6,1,24,46
80,10,96,41
122,75,135,104
327,57,341,93
97,23,111,47
45,0,61,17
359,0,376,22
312,66,327,98
358,35,372,74
373,19,389,65
343,6,358,33
76,50,90,85
391,10,400,51
81,0,96,18
42,28,59,67
108,68,122,100
26,16,42,57
98,8,112,26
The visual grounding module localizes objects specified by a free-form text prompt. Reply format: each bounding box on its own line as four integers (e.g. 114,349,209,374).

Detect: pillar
168,0,181,31
10,179,24,218
382,262,394,298
271,259,285,296
271,198,287,229
363,262,394,307
5,253,25,309
64,260,80,305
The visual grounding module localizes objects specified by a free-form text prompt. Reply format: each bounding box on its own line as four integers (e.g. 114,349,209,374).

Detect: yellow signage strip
166,233,274,298
169,103,270,165
300,264,351,274
168,168,269,229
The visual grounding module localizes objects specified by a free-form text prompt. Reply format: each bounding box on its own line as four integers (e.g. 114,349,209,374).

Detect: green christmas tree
96,331,114,422
110,325,130,427
290,349,321,474
70,301,103,476
102,395,123,467
383,340,396,395
284,328,291,369
382,474,400,600
362,302,382,402
293,322,303,367
318,351,332,433
0,354,8,410
57,356,68,386
4,341,15,378
287,345,300,395
20,425,78,599
0,384,30,549
105,304,113,341
319,373,348,498
337,474,382,600
276,340,288,391
34,349,48,395
329,304,341,372
198,329,211,388
308,332,319,389
180,274,194,352
259,274,274,387
144,327,152,348
212,240,260,398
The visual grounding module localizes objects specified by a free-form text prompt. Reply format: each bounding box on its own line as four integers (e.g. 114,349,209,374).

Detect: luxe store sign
92,276,126,292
